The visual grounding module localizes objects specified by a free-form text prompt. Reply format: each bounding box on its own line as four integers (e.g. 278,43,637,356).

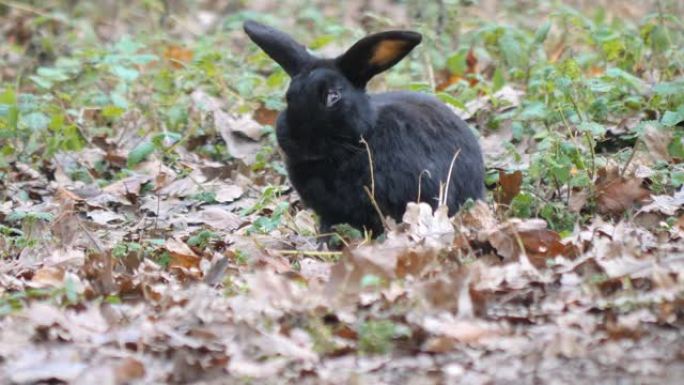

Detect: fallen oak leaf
422,336,457,353
253,103,279,126
457,200,498,232
401,202,454,247
164,44,193,69
595,254,652,279
637,188,684,216
595,167,650,216
494,169,522,205
30,266,65,287
323,234,440,305
191,90,263,164
418,270,469,311
9,355,87,384
54,187,84,203
568,188,589,213
227,357,288,379
298,258,333,283
483,218,547,261
220,129,261,165
436,71,466,92
422,315,501,344
215,184,244,203
223,113,264,142
517,228,567,268
102,174,152,201
87,210,126,226
186,205,242,230
164,237,201,270
596,177,650,215
641,123,672,163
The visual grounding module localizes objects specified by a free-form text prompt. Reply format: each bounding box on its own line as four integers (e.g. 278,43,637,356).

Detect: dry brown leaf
191,90,263,163
4,15,32,46
436,47,479,91
641,124,672,163
104,150,128,168
102,174,152,200
54,187,84,203
324,234,440,305
595,254,652,279
595,167,650,216
223,113,264,142
164,238,201,270
298,258,332,283
114,357,145,383
419,273,466,310
158,175,202,197
458,200,497,231
258,331,318,362
587,66,604,77
87,210,125,225
422,336,457,353
568,188,589,213
9,353,87,384
436,70,460,92
518,229,566,268
402,202,454,247
187,206,242,230
227,357,287,379
638,188,684,216
50,210,82,249
215,184,244,203
484,218,548,260
237,270,312,314
385,236,441,278
452,86,522,122
494,170,522,205
293,210,317,234
31,266,65,287
26,303,66,327
381,281,406,303
136,159,178,190
217,118,263,163
164,45,193,69
422,316,500,343
253,104,279,126
607,116,643,136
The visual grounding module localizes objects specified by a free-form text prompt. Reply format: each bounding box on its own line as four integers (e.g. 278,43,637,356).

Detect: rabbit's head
244,21,421,139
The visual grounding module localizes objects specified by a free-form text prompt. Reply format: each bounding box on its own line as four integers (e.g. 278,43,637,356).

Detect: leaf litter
1,2,684,385
4,158,683,384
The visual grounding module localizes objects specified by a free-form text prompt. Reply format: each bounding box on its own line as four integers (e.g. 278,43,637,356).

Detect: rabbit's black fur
244,21,485,235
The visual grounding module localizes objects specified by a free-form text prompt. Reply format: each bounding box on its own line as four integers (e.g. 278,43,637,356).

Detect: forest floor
0,1,683,384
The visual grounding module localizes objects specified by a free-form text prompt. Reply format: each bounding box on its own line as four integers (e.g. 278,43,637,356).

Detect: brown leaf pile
2,146,683,385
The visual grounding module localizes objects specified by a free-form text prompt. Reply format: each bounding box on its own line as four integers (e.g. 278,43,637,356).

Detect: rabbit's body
244,21,485,235
278,90,484,234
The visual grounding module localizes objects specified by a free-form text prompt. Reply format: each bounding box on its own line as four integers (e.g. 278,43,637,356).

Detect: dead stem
441,148,462,207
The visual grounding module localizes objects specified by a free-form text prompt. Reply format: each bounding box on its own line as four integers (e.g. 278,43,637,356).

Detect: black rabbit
244,20,485,235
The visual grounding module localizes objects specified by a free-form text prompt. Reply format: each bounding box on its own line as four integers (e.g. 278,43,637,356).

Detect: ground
0,1,683,384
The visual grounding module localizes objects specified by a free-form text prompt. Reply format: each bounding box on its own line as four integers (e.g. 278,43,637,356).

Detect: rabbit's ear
244,20,313,76
336,30,422,88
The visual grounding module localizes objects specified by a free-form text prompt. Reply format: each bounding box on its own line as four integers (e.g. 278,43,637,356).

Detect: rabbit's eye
325,89,341,107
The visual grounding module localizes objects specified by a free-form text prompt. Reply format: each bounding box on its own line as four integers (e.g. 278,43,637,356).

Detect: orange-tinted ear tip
336,30,421,87
370,40,411,67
